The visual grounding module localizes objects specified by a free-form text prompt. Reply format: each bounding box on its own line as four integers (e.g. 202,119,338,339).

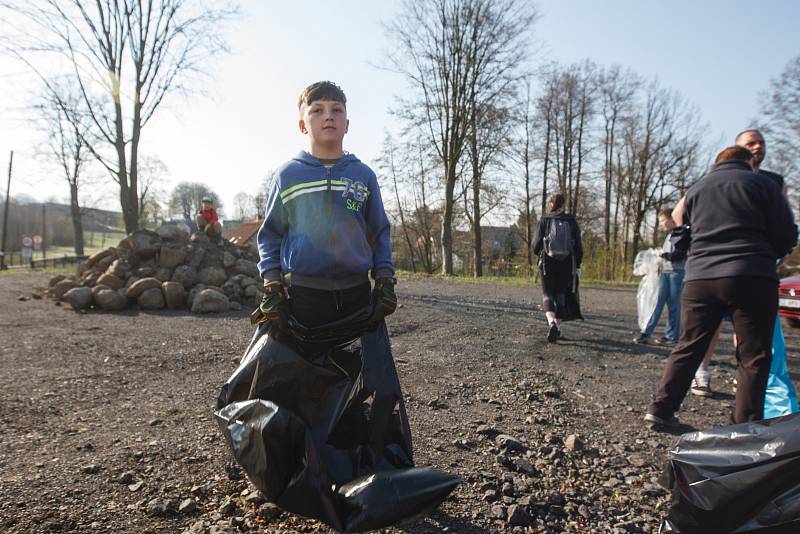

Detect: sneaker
547,323,559,343
644,413,680,429
657,337,677,347
633,334,651,344
691,377,713,397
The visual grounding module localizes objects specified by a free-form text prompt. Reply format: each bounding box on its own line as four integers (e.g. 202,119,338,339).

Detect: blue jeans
644,270,684,341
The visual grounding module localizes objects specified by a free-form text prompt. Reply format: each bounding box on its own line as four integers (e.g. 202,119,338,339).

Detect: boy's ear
299,118,308,135
345,119,349,134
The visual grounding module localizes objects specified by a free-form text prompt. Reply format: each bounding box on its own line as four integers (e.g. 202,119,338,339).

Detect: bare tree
169,182,222,226
1,0,236,233
232,191,255,220
34,78,91,255
758,54,800,183
385,0,536,275
137,155,168,227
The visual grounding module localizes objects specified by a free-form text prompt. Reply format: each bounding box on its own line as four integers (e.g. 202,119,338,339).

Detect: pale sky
0,0,798,217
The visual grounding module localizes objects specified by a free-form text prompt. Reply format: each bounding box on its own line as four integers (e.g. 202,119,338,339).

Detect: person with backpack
533,191,583,342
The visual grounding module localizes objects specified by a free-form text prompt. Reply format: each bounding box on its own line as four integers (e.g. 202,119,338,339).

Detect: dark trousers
649,277,777,423
541,271,572,316
288,283,371,328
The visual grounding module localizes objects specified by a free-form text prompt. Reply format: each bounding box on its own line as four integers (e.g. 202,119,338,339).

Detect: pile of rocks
47,227,264,314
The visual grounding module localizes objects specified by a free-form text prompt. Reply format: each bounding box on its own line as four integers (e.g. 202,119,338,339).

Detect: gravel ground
1,272,798,534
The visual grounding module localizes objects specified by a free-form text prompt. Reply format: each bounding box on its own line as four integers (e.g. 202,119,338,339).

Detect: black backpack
544,217,574,260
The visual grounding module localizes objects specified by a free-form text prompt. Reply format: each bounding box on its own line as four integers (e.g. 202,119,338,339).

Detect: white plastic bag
633,249,661,332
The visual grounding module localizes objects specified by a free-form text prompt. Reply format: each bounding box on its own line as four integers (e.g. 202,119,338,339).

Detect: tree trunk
441,162,457,275
69,180,84,256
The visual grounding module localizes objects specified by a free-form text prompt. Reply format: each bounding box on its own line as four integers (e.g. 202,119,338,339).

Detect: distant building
225,219,261,252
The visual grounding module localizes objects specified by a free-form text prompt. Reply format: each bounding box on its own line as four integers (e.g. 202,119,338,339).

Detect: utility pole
1,151,13,270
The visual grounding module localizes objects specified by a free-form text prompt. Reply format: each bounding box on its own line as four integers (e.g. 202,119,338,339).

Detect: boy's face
658,215,674,231
299,99,348,147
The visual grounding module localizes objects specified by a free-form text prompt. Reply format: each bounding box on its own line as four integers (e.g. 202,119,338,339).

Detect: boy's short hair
715,145,753,163
298,81,347,110
658,208,673,218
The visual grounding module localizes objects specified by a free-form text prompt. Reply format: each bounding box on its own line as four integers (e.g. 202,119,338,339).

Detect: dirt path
1,273,796,533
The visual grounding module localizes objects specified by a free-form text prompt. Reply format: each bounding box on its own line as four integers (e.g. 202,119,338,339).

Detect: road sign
21,236,33,248
32,235,42,246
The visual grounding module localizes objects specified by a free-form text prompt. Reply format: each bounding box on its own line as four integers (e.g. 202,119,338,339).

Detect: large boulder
135,266,157,278
243,284,262,298
158,246,186,268
119,230,161,259
198,266,226,287
84,247,116,270
48,274,68,287
222,252,236,268
162,281,185,309
188,246,206,269
51,279,79,299
126,277,163,299
80,270,102,287
234,259,259,278
153,267,173,282
105,259,132,279
63,287,93,311
171,265,197,289
138,287,165,309
156,224,189,241
97,273,124,290
191,288,229,314
95,289,127,311
94,253,117,273
239,276,258,288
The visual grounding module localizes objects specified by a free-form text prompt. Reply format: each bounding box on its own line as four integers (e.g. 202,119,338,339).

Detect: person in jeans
634,208,685,346
645,145,796,428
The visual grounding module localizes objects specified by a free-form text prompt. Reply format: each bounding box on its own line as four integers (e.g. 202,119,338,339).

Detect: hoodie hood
293,151,360,167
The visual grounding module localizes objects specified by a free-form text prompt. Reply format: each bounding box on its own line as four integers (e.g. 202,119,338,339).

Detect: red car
779,276,800,327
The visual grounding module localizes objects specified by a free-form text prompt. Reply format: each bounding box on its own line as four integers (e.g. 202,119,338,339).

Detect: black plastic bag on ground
658,413,800,533
214,312,459,532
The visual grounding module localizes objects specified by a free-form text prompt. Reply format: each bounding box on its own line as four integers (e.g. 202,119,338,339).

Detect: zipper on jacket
326,166,331,191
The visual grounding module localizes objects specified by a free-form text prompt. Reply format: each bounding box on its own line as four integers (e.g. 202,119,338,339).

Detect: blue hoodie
257,151,394,290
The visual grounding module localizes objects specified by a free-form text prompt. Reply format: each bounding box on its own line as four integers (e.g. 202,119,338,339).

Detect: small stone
244,491,266,506
491,504,506,519
256,502,282,520
80,464,101,474
565,434,584,451
496,434,526,452
179,498,197,514
118,472,134,484
482,490,498,502
507,504,532,527
146,497,174,516
218,496,236,515
149,419,163,427
128,481,144,492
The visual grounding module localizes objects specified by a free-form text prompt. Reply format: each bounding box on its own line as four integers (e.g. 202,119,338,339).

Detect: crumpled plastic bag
658,413,800,533
765,318,799,418
634,248,661,332
214,313,459,532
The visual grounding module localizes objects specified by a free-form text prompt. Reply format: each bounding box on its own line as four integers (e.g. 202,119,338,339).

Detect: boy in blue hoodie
253,81,396,328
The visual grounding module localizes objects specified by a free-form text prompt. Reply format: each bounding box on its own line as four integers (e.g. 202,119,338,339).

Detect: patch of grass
0,265,76,276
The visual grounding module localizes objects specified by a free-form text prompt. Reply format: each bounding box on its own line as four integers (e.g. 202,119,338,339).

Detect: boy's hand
251,281,285,325
370,277,397,323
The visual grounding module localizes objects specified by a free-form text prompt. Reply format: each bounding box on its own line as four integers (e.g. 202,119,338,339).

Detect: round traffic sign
21,236,33,248
32,235,42,245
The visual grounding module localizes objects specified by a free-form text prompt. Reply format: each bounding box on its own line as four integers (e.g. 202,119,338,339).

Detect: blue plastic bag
764,317,799,418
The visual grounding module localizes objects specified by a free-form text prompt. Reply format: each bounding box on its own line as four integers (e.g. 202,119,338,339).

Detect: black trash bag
658,413,800,534
558,273,584,322
214,313,460,532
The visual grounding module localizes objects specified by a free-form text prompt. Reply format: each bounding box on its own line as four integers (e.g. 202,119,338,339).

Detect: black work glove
369,277,397,324
250,280,285,325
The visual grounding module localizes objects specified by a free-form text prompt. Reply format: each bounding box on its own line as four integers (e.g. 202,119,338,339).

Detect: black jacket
684,160,797,282
533,213,583,274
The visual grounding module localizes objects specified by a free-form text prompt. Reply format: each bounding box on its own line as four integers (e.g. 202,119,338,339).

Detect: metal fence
2,254,86,270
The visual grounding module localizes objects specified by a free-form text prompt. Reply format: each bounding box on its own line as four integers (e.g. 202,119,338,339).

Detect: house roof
226,219,261,247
